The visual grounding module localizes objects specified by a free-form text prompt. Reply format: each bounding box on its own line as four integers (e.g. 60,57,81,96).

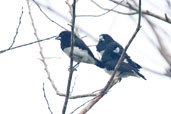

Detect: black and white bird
101,42,147,80
96,34,141,70
56,31,104,69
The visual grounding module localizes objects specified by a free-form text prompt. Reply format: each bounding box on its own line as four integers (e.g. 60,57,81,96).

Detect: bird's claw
68,66,77,72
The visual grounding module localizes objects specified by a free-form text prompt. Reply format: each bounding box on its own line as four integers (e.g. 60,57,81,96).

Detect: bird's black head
56,31,71,41
56,31,72,50
99,34,114,43
96,34,114,54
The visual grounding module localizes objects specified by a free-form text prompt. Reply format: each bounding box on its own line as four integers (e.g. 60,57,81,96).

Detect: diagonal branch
79,0,142,113
32,0,68,30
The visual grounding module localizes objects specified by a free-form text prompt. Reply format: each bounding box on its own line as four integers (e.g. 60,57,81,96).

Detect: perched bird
96,34,141,70
101,42,147,80
56,31,104,69
96,34,116,55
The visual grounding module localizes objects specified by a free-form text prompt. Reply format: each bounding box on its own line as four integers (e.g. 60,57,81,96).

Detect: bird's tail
136,71,147,80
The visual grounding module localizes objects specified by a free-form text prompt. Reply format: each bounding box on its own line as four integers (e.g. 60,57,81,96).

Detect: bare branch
110,0,171,24
143,67,166,76
8,7,24,49
26,1,59,112
26,0,54,89
70,97,95,114
77,0,126,17
43,83,53,114
131,0,171,77
70,75,78,95
29,0,98,42
62,0,77,113
79,0,142,113
0,36,56,54
144,17,171,74
32,0,68,30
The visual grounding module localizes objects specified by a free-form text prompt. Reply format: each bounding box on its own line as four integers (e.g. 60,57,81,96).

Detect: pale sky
0,0,171,114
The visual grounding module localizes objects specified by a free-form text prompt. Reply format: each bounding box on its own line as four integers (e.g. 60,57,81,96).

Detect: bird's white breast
63,47,96,64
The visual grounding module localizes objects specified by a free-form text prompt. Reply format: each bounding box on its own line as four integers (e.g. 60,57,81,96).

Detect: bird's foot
68,66,77,72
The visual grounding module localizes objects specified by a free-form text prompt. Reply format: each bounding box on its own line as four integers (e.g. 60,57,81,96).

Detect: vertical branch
79,0,142,113
62,0,77,114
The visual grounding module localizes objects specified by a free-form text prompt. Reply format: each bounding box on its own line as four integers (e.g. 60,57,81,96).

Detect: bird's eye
99,35,105,41
113,47,120,53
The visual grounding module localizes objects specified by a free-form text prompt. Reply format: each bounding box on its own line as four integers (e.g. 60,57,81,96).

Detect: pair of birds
56,31,147,81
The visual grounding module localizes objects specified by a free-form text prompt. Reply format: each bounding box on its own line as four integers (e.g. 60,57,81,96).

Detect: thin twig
142,67,166,76
110,0,171,24
32,0,68,30
70,97,95,114
8,7,24,49
70,75,78,95
77,0,125,17
43,83,53,114
62,0,77,114
144,17,171,71
79,0,142,113
0,36,56,54
29,0,98,42
26,1,58,113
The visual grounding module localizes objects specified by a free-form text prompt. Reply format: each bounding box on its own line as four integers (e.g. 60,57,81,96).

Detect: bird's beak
56,36,61,40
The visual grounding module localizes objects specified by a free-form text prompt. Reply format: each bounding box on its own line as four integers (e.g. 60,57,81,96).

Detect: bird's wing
74,36,96,59
124,54,142,69
105,60,133,72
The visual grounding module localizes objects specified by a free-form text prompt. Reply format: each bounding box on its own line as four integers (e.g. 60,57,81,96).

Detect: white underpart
100,50,104,56
63,47,96,64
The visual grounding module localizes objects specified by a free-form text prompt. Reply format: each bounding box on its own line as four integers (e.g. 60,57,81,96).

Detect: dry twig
8,7,24,49
110,0,171,24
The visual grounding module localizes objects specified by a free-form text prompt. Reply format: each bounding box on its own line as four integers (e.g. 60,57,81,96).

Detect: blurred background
0,0,171,114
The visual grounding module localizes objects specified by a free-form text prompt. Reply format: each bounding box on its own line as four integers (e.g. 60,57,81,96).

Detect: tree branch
110,0,171,24
0,36,56,54
43,83,53,114
62,0,77,114
8,7,24,49
79,0,142,113
32,0,68,30
77,0,125,17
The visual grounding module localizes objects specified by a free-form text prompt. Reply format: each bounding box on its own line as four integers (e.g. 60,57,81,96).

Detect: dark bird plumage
56,31,104,68
96,34,141,70
101,42,147,80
